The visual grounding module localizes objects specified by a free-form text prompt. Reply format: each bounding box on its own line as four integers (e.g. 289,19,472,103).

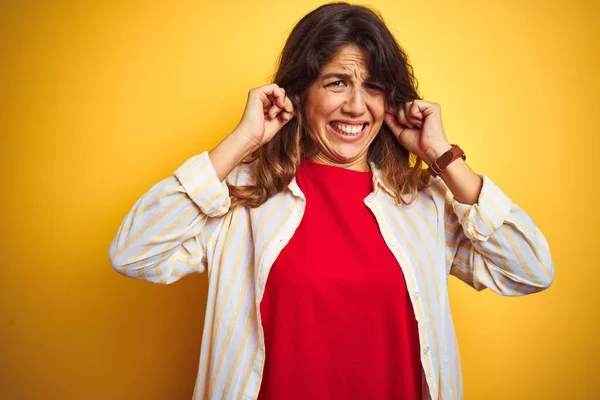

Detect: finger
409,100,423,117
259,83,286,108
267,91,295,119
257,83,284,97
265,90,286,112
260,93,274,110
278,110,293,122
266,104,281,119
404,101,418,124
404,101,422,128
407,102,423,128
275,87,286,109
263,97,281,116
414,99,440,120
282,95,295,115
254,84,284,110
278,88,286,109
409,100,424,121
397,105,412,128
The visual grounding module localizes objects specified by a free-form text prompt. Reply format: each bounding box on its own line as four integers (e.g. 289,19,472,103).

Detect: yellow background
1,0,598,399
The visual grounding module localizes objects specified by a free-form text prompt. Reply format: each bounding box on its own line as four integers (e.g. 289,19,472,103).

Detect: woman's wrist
229,127,261,159
209,129,259,182
424,141,452,165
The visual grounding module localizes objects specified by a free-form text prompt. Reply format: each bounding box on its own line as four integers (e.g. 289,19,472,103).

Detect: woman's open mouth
327,121,369,142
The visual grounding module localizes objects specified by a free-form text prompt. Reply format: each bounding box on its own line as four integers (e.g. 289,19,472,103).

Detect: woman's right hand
209,84,295,181
236,83,296,150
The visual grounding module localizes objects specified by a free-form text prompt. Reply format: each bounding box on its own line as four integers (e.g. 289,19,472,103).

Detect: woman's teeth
331,122,365,136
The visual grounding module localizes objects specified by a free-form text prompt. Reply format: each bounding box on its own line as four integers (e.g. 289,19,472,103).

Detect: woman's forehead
320,45,373,80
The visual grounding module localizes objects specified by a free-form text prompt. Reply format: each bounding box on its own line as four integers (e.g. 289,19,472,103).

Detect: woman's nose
341,88,367,116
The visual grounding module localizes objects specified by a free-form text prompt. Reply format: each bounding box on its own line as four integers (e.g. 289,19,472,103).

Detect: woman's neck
308,153,370,172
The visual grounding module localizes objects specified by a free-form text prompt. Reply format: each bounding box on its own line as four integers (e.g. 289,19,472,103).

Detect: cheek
319,96,342,116
369,99,386,124
308,92,342,121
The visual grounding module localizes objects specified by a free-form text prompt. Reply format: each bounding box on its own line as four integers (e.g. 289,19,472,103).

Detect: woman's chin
332,147,366,162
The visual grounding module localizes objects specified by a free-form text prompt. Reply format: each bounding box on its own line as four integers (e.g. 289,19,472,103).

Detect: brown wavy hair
229,2,429,208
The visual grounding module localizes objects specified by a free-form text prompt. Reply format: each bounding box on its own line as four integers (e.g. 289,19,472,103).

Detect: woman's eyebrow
321,72,379,83
321,72,352,80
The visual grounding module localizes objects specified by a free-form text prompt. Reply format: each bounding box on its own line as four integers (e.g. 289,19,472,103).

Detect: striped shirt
108,151,554,400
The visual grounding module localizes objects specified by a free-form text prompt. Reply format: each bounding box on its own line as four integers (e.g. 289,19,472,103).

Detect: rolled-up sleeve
108,151,230,284
446,175,554,295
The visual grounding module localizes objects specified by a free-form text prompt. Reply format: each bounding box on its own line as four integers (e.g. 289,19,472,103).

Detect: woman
109,3,554,399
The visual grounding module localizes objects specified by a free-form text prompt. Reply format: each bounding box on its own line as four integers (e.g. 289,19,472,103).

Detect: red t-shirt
258,159,422,400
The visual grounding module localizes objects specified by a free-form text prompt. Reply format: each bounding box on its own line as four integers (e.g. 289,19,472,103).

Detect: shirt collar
287,176,305,199
369,161,397,199
369,161,426,204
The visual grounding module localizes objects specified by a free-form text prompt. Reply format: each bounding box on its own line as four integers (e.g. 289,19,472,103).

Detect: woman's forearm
425,143,483,205
208,128,257,181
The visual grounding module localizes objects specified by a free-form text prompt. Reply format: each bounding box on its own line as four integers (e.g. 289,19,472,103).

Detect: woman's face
304,44,386,171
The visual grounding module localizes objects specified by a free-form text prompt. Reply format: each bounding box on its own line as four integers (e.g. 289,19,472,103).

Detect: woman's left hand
384,100,452,164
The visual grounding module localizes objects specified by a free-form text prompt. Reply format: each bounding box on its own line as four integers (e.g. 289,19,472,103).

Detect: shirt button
413,291,421,299
423,346,430,355
389,238,397,246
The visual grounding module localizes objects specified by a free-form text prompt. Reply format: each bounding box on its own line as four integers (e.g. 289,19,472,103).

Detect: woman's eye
365,83,384,91
326,81,383,91
328,80,346,88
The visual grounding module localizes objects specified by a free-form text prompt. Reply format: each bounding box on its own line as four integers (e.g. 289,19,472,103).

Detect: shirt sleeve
445,175,554,295
108,151,230,284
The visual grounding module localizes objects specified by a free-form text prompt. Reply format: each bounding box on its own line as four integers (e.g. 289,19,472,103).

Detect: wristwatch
428,144,466,178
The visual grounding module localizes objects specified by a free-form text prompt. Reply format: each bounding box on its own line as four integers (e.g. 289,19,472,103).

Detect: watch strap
428,144,466,178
